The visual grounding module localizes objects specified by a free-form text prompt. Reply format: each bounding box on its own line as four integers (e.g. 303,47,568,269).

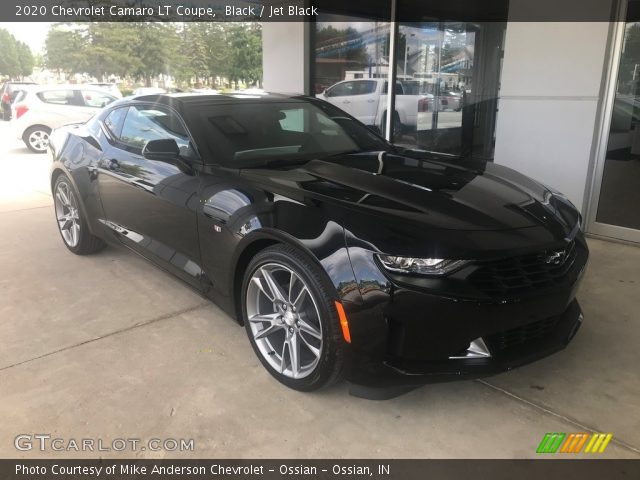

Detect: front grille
469,241,578,297
487,317,558,352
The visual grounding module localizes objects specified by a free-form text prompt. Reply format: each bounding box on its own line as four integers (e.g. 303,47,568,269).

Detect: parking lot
0,120,639,459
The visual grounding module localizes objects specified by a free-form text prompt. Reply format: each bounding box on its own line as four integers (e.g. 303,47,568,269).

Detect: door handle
367,99,375,103
108,159,120,171
342,100,350,104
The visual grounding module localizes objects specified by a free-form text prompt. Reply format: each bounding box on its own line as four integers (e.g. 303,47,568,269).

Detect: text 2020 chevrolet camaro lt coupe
49,93,588,394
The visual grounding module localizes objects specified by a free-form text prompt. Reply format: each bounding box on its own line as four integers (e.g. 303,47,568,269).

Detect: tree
42,21,263,88
16,41,35,77
175,23,210,84
225,23,262,87
171,23,235,87
84,23,141,79
45,24,87,74
0,30,19,77
122,23,181,85
0,29,35,79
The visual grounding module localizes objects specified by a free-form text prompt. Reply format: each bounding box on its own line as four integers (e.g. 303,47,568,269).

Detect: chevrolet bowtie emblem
544,250,566,265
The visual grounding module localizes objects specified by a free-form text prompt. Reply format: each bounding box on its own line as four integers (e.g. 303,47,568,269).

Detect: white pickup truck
316,78,431,134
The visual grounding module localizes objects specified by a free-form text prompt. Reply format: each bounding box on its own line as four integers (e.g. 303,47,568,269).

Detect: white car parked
11,85,117,153
316,78,431,135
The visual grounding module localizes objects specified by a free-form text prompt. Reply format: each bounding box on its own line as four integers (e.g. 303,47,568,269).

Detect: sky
0,22,52,54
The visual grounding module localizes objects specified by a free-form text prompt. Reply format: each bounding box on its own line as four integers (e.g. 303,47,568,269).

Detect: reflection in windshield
184,100,388,166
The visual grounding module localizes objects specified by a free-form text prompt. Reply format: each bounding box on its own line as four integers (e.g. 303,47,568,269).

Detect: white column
494,0,615,212
261,22,309,94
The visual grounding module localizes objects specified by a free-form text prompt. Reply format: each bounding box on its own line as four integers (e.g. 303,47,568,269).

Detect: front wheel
241,244,345,391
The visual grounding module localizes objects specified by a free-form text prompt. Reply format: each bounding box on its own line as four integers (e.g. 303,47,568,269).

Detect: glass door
589,6,640,242
392,21,505,159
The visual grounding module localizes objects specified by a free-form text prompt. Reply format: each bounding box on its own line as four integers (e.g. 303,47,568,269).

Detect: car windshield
183,99,389,167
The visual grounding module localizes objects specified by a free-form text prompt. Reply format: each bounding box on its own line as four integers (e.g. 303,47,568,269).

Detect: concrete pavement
0,121,638,459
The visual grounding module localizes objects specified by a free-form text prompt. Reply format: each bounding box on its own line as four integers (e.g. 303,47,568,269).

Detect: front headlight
376,255,469,276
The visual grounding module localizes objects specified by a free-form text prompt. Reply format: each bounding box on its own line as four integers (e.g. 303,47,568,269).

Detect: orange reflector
335,301,351,343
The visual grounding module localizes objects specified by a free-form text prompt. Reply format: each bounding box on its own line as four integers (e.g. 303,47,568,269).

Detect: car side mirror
142,139,180,162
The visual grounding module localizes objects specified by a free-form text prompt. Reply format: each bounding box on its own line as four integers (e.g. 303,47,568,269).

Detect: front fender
196,177,362,320
231,224,359,300
49,126,106,238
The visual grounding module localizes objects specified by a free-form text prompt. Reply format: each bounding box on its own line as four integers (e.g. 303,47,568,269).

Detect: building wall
262,22,308,94
494,0,614,212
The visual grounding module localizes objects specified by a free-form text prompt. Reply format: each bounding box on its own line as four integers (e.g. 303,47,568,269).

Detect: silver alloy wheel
54,181,81,248
246,263,323,379
28,129,49,152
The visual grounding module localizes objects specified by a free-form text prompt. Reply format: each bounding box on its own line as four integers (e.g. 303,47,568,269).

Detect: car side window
328,81,377,97
382,82,404,95
327,82,354,97
37,90,81,106
12,90,28,104
119,105,193,155
104,107,127,138
353,81,377,95
81,90,116,108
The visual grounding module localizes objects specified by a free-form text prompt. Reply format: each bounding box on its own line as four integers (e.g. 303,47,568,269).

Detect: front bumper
382,298,582,378
341,234,589,390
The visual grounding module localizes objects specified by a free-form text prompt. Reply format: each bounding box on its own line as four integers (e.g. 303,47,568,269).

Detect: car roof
123,92,309,107
29,84,109,92
2,81,37,90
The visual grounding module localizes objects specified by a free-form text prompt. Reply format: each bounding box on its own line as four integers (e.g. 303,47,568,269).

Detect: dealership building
262,0,640,244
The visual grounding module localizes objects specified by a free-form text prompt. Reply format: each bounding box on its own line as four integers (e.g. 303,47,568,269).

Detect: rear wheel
241,244,345,391
24,126,51,153
53,174,105,255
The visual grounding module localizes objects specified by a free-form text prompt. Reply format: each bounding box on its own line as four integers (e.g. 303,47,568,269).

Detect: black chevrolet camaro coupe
49,93,588,395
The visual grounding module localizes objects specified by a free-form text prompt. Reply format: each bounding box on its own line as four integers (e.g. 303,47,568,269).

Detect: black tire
23,125,52,153
53,174,106,255
241,244,345,391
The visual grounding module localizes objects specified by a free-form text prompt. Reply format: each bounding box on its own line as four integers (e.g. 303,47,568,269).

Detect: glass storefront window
312,6,504,160
596,20,640,231
313,14,392,134
393,21,505,158
313,19,391,92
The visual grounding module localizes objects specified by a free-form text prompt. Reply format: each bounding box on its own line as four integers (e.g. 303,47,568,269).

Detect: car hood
240,151,580,235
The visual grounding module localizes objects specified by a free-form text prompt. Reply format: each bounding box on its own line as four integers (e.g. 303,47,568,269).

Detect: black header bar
1,459,640,480
0,0,632,23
